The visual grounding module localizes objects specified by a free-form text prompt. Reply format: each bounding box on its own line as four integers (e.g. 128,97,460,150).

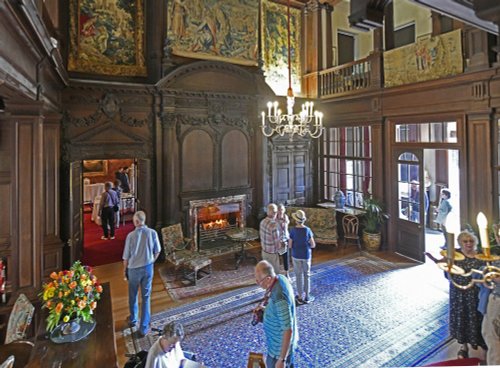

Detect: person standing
410,180,429,222
277,204,291,279
99,181,119,240
254,260,298,368
123,211,161,337
112,179,122,229
260,203,281,275
121,166,131,193
435,189,452,248
289,210,316,304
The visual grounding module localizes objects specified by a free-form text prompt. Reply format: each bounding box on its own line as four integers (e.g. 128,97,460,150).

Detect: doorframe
385,115,467,254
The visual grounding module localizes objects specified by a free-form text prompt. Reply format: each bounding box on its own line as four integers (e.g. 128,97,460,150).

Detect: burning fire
201,219,230,231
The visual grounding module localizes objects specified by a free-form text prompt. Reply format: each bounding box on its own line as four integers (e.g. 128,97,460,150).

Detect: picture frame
83,160,108,176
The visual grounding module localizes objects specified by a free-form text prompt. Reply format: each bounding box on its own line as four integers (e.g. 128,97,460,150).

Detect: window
338,31,355,65
394,23,415,48
321,126,372,208
395,122,457,143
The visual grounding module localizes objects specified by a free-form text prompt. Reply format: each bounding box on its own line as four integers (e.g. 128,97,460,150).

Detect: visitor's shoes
295,295,305,305
110,236,115,240
303,295,315,304
100,236,108,240
126,316,136,328
137,329,149,338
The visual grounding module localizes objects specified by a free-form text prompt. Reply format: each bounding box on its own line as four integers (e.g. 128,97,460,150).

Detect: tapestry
384,29,463,88
167,0,259,66
68,0,147,76
123,254,450,367
262,0,302,96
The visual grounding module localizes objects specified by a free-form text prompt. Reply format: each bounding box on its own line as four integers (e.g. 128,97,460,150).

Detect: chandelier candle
477,212,491,257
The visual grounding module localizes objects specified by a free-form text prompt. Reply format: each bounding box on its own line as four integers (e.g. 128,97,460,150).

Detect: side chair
342,214,361,252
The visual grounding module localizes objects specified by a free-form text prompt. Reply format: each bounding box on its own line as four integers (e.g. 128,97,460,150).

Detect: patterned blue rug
124,254,450,368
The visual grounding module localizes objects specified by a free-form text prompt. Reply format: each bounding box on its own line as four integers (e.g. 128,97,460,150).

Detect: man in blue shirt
123,211,161,337
254,260,298,368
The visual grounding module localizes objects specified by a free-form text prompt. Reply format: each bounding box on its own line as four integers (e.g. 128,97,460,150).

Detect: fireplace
189,195,247,251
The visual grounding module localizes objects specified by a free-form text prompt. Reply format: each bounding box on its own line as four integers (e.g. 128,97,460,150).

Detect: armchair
161,224,212,286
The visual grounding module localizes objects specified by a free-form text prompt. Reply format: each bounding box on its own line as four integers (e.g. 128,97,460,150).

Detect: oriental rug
123,254,451,368
158,250,261,301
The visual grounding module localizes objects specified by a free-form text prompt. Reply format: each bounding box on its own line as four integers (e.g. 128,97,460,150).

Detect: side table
226,228,259,270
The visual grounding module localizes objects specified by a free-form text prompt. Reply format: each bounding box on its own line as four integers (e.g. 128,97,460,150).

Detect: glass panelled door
393,149,425,262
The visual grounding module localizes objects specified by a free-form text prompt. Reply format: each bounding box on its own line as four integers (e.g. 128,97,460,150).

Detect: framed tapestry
166,0,259,66
83,160,108,176
261,0,302,96
68,0,147,76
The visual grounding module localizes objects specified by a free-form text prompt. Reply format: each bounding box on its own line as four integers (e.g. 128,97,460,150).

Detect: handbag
113,204,119,212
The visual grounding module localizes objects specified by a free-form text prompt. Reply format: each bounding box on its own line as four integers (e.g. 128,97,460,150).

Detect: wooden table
25,282,118,368
226,228,260,270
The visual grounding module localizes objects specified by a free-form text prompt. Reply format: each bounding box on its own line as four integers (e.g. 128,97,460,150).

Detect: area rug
82,212,135,266
158,250,261,301
123,254,451,368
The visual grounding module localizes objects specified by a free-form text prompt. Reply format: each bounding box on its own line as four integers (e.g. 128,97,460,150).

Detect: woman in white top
145,322,186,368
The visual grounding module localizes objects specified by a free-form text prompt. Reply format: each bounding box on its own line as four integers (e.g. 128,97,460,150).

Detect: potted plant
361,197,389,251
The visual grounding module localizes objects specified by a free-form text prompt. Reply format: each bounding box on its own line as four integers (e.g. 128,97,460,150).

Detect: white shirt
145,340,185,368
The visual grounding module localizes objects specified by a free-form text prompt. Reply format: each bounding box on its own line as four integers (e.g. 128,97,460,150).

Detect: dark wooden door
272,150,309,204
69,162,83,263
392,149,425,262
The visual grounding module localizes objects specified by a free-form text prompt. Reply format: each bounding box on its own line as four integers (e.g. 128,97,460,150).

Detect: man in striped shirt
255,260,298,368
259,203,282,274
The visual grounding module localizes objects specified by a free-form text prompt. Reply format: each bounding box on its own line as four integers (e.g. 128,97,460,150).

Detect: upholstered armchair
161,224,212,286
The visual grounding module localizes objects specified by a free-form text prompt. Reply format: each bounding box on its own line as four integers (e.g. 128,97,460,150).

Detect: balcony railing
302,52,382,99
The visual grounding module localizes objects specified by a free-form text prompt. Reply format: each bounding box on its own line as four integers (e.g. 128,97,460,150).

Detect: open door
69,161,83,262
393,149,425,262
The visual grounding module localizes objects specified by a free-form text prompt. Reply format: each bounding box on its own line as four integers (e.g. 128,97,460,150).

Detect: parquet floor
91,244,415,367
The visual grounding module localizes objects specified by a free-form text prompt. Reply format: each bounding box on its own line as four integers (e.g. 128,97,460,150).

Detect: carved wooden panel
181,130,214,191
221,130,249,189
0,182,11,247
43,124,60,241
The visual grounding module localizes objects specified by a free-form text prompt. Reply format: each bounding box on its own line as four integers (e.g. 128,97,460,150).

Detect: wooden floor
91,244,414,367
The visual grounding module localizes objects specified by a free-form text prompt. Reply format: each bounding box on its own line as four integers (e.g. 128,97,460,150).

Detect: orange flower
84,285,92,293
50,272,58,280
80,274,87,280
69,281,77,289
55,302,63,314
96,285,103,293
58,291,63,298
46,300,52,308
90,301,97,310
77,300,86,310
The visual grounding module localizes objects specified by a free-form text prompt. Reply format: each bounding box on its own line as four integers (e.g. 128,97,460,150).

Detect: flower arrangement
40,261,103,332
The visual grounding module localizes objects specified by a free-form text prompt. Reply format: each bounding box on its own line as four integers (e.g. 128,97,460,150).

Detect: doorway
424,149,460,256
82,159,137,266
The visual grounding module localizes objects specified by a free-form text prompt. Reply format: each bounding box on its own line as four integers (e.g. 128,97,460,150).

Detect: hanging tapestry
68,0,147,76
167,0,259,66
384,29,463,88
261,0,302,96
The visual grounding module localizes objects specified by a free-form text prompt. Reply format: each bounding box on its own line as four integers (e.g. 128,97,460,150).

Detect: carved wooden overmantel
156,61,273,230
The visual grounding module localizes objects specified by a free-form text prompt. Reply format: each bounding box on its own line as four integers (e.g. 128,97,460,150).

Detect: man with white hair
123,211,161,337
259,203,282,274
254,260,298,368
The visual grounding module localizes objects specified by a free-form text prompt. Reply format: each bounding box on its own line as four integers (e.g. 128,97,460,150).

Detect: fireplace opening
189,195,247,251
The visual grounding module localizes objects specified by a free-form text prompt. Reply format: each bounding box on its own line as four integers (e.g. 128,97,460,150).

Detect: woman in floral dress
449,231,487,359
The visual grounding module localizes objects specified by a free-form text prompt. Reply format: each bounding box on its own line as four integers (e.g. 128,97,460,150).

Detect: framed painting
261,0,302,96
166,0,259,66
68,0,147,76
83,160,108,176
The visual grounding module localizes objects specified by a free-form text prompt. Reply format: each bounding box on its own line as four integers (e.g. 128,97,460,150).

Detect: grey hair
133,211,146,225
104,181,113,190
277,203,285,210
162,321,185,340
267,203,278,212
256,260,276,277
457,230,479,250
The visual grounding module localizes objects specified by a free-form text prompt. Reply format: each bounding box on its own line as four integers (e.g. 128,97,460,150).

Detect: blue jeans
265,353,294,368
293,257,311,299
128,263,154,334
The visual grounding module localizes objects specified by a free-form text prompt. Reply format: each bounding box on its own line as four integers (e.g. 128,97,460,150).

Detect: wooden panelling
43,124,59,240
17,122,35,289
181,130,214,191
0,183,11,247
42,249,61,276
221,130,249,189
467,117,493,219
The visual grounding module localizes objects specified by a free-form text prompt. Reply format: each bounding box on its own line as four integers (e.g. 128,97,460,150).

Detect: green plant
40,261,103,332
362,197,389,234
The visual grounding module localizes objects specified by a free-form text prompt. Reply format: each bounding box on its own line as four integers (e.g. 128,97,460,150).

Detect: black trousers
282,249,290,271
101,207,115,237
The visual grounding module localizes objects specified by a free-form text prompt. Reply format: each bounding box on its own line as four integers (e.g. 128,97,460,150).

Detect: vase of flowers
40,261,102,341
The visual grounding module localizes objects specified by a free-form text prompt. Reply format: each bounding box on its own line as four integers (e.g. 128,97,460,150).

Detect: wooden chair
161,224,212,286
247,352,265,368
342,215,361,251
